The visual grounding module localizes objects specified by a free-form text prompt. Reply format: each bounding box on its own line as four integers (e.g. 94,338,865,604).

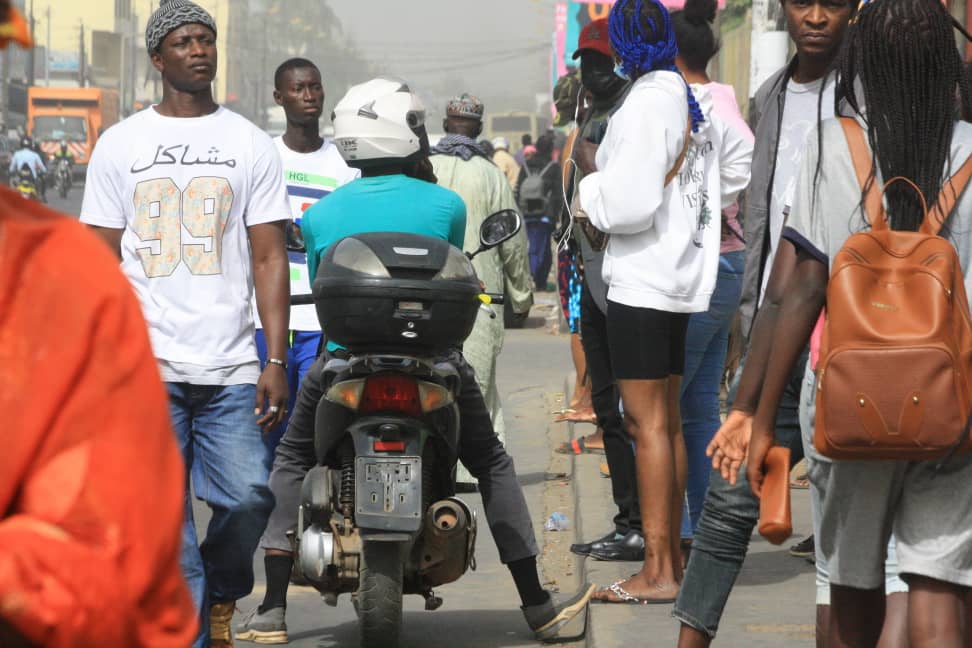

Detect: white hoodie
579,70,753,313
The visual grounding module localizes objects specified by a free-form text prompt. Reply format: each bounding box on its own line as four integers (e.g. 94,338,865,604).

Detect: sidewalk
564,418,818,647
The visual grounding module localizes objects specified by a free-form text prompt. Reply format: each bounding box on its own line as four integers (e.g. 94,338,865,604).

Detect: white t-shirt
80,106,291,384
254,137,359,332
760,76,836,301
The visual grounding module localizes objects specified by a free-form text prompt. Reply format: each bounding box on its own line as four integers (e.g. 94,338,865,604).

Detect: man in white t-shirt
759,75,836,300
254,57,360,450
79,3,291,647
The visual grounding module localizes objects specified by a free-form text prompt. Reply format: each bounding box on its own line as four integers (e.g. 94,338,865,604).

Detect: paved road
42,181,84,216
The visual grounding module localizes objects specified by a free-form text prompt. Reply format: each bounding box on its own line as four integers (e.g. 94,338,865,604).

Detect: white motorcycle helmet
332,77,430,169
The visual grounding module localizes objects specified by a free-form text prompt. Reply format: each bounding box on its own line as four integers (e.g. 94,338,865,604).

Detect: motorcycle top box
313,232,482,352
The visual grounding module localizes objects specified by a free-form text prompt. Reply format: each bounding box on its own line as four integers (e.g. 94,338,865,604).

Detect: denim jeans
255,329,322,452
680,251,745,539
672,351,807,638
526,218,554,289
167,382,275,648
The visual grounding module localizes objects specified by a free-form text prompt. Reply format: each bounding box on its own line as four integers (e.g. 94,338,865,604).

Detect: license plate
355,456,423,531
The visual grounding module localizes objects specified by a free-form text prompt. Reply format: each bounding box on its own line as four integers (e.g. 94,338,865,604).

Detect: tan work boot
210,601,236,648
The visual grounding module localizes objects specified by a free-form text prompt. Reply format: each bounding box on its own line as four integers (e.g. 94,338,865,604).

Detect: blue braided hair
609,0,705,132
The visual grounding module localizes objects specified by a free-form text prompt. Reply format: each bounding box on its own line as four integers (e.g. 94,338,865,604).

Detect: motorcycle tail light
374,440,406,452
325,378,366,410
360,374,422,418
417,381,454,413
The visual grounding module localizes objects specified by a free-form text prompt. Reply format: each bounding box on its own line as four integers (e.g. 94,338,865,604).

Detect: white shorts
798,362,910,603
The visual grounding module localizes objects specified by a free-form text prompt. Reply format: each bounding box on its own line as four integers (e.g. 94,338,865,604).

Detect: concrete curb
560,385,819,647
560,372,598,648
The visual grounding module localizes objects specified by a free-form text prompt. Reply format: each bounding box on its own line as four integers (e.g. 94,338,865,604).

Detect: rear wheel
357,541,404,648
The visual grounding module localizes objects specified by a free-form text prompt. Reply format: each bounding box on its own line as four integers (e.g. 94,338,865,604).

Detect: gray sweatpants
260,350,539,565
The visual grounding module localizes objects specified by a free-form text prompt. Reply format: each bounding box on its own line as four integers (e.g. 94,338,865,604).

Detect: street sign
48,50,79,74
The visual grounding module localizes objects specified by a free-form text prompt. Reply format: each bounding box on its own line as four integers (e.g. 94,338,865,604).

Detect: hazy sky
326,0,559,116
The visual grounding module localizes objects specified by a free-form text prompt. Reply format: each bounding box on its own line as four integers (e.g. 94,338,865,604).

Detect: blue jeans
680,251,745,539
255,329,322,451
167,382,275,648
526,218,554,289
672,351,808,638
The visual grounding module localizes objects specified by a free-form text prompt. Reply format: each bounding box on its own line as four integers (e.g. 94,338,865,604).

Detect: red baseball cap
572,18,612,60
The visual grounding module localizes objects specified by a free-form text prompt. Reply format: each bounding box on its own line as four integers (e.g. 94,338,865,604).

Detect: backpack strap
839,117,886,230
841,117,972,237
665,118,693,187
923,155,972,236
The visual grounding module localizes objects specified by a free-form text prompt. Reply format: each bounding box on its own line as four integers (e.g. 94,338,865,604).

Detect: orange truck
27,87,120,171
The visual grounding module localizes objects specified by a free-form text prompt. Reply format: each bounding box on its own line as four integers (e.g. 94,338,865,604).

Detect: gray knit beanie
145,0,217,53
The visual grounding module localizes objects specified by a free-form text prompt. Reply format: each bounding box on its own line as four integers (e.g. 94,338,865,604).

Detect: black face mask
580,55,627,99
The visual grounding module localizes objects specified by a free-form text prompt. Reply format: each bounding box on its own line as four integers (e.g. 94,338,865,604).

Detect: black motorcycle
292,210,521,648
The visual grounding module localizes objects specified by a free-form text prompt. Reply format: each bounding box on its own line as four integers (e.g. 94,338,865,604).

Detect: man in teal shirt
303,170,466,279
239,78,593,644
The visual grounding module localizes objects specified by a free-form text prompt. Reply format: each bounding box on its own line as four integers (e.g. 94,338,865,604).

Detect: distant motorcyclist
53,139,75,167
9,136,46,183
51,139,74,196
13,165,38,200
236,76,593,645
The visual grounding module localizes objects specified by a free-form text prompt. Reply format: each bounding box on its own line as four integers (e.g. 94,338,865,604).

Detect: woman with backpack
516,133,561,290
574,0,751,604
745,0,972,644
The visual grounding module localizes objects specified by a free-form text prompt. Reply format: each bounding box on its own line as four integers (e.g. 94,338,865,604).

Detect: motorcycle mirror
286,221,307,253
470,210,521,259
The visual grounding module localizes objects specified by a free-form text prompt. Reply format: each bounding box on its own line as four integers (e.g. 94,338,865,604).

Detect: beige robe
431,153,533,482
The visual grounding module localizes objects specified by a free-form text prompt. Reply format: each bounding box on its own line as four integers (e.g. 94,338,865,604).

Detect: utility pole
44,4,49,86
1,39,8,128
131,13,138,111
79,20,85,87
27,0,34,86
748,0,788,99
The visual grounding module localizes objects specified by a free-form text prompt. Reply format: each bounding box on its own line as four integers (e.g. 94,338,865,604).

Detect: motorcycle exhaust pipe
428,498,469,534
418,497,477,587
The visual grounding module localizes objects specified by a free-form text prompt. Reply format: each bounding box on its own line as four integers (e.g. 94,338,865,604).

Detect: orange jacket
0,188,197,647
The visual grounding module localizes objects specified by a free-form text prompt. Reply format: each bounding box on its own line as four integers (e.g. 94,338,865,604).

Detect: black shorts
606,300,690,380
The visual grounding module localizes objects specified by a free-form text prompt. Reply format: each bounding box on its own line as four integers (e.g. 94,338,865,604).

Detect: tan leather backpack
814,118,972,462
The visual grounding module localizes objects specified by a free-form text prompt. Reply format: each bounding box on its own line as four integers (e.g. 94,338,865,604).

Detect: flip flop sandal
554,408,598,423
790,476,810,489
592,581,676,605
555,437,606,455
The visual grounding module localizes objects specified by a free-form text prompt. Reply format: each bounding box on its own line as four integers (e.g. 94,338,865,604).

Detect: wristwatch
266,358,288,370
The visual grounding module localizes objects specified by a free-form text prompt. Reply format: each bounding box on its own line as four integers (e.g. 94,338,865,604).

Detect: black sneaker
789,534,815,558
522,584,595,642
